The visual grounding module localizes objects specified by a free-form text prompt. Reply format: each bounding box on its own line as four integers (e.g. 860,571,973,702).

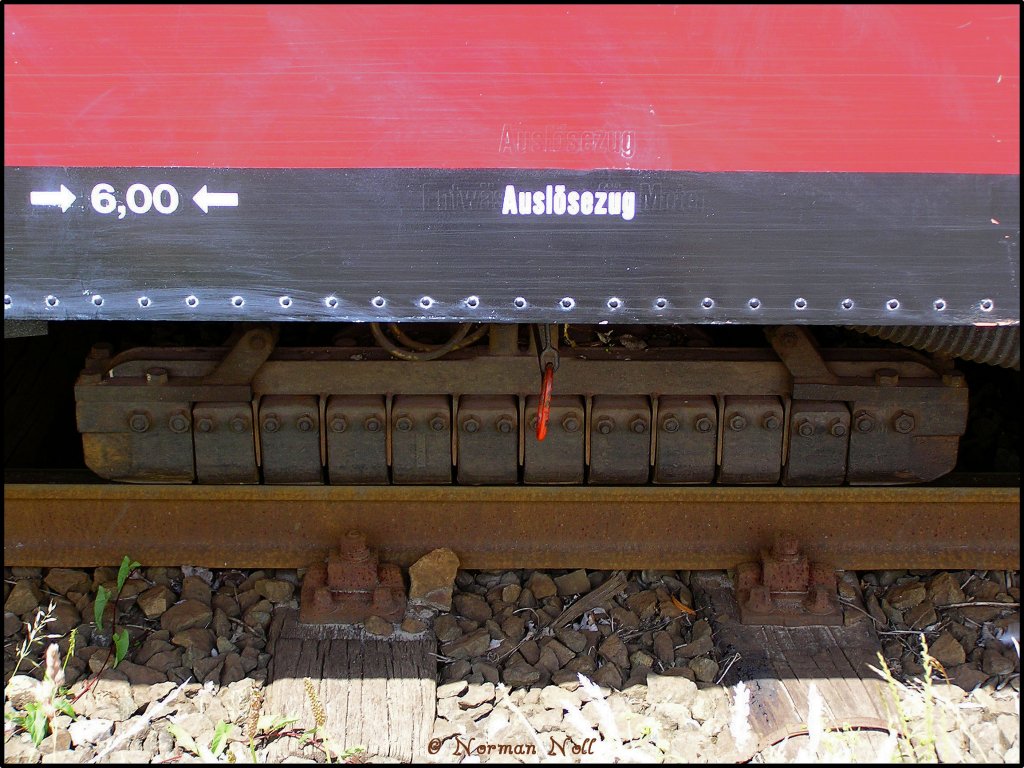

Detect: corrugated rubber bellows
850,326,1019,370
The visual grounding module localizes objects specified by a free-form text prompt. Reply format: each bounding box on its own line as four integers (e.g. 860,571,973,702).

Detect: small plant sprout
6,643,76,747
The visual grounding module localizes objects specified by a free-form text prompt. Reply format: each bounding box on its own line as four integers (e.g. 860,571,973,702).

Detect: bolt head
430,416,446,432
496,416,514,433
729,414,747,431
169,414,189,433
797,420,814,437
561,415,580,432
364,417,382,432
230,416,248,433
330,417,347,433
763,414,781,431
893,411,916,434
830,421,847,437
463,418,480,433
630,418,647,434
663,416,680,433
297,415,315,432
395,416,412,432
695,416,713,433
129,413,150,433
597,418,614,435
855,413,875,433
263,415,280,433
196,417,214,433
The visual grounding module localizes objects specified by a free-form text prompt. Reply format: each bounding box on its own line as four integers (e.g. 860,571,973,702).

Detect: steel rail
4,484,1018,570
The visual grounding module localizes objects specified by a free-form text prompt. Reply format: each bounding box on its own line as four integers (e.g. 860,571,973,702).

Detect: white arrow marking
30,184,76,212
193,185,239,213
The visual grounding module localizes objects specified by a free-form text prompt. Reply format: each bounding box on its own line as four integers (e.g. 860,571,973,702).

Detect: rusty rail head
3,483,1018,571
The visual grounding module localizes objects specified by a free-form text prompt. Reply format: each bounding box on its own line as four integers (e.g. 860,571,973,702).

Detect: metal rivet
330,417,347,433
92,295,104,307
893,411,915,434
886,299,900,311
231,295,245,307
980,299,994,312
607,297,622,310
830,420,847,437
263,415,281,433
395,416,412,432
794,298,807,310
933,299,946,311
129,413,151,433
596,417,614,435
169,413,190,433
196,417,214,433
186,295,199,307
430,416,446,432
297,415,315,432
419,296,434,309
45,295,59,307
729,414,747,431
841,298,854,310
654,298,668,309
279,296,292,308
465,296,480,309
325,296,339,308
372,296,386,308
230,416,248,433
695,416,713,433
560,297,575,310
463,417,480,433
138,296,151,308
797,420,814,437
561,414,580,433
364,416,382,432
748,298,761,309
514,297,527,309
630,418,647,434
3,295,11,307
763,413,781,430
496,416,514,434
701,297,714,309
662,416,680,433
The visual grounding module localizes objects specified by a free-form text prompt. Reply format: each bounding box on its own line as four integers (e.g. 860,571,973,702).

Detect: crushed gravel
4,565,1019,763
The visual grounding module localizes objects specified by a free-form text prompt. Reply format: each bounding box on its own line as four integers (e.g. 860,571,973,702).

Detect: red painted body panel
4,4,1018,173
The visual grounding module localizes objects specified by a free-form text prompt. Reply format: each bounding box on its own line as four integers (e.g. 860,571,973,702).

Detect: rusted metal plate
524,395,585,484
653,395,718,484
719,395,785,484
390,395,452,484
193,402,259,484
782,401,850,486
455,395,519,485
325,395,388,485
4,484,1017,570
588,395,651,484
258,395,322,484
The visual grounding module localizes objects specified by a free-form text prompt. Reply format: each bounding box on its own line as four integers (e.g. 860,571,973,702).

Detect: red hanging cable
537,362,554,441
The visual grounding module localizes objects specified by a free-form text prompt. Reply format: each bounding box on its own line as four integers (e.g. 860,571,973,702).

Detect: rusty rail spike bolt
299,530,407,625
736,532,842,626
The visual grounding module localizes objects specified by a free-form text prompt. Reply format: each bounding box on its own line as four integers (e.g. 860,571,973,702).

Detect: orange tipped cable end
537,363,554,441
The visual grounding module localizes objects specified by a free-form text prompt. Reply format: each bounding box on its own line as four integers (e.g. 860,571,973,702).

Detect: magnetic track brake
74,325,969,486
